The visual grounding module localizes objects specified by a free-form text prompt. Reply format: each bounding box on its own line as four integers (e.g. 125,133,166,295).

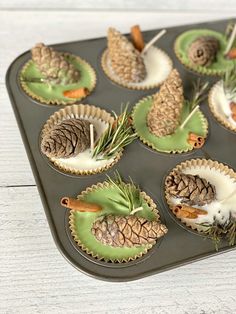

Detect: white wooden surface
1,7,236,314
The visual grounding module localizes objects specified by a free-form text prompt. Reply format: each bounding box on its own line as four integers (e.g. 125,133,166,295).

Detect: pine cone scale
107,28,146,83
166,171,216,206
92,215,167,248
41,119,94,158
31,43,80,85
147,69,184,137
188,36,219,67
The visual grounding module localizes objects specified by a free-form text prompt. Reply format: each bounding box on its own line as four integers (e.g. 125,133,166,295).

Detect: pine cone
188,36,219,67
107,28,146,83
166,171,216,206
31,43,80,85
41,119,95,158
147,69,184,137
91,215,167,248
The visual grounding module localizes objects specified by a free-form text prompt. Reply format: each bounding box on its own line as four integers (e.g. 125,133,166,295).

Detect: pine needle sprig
199,213,236,251
180,79,209,129
200,219,226,251
92,104,137,160
222,66,236,100
106,171,143,214
190,79,209,111
225,214,236,246
225,22,236,54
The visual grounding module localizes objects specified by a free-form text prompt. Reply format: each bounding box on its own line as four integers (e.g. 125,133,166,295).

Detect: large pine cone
147,69,184,137
107,28,146,83
166,171,216,206
41,119,95,158
31,43,80,85
188,36,219,67
91,215,167,247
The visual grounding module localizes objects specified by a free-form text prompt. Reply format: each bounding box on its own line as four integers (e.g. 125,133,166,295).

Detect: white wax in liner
211,81,236,128
51,116,115,171
169,165,236,229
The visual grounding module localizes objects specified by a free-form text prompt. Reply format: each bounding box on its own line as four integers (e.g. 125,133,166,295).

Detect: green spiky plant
222,66,236,100
180,79,209,129
92,104,137,160
200,213,236,251
106,171,143,215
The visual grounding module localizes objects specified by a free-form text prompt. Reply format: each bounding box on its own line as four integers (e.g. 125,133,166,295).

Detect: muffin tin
6,18,236,281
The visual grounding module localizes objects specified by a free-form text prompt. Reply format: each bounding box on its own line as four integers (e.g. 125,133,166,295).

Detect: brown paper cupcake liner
20,53,97,105
41,104,122,175
164,158,236,234
208,81,236,133
69,181,161,263
132,95,209,154
101,48,173,90
174,40,223,77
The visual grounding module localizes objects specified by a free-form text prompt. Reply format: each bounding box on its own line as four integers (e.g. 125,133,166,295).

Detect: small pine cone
147,69,184,137
166,171,216,206
91,215,167,248
107,28,146,83
41,119,96,158
31,43,80,85
188,36,219,67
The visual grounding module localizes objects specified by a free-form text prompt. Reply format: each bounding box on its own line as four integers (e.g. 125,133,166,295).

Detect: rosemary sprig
190,79,209,111
200,219,226,251
225,214,236,246
92,104,137,160
180,79,209,129
200,213,236,251
106,171,143,214
224,22,236,54
222,66,236,100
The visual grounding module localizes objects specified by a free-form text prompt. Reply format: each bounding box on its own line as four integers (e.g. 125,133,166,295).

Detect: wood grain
0,0,236,12
1,8,236,313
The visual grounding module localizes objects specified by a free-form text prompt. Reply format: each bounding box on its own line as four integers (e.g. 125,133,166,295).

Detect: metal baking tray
6,18,236,281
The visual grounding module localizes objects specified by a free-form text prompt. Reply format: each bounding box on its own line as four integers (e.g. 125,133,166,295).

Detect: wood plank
0,0,236,12
1,186,236,313
0,84,35,187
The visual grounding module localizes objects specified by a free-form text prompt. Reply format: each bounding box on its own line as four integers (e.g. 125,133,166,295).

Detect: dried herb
92,105,137,160
106,171,143,214
225,214,236,246
199,213,236,251
180,79,209,129
189,79,209,111
225,23,236,54
222,66,236,100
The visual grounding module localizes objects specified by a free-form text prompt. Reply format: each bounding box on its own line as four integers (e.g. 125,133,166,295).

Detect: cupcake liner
174,29,234,76
164,158,236,234
41,104,123,175
69,181,161,263
20,53,97,105
101,47,173,90
208,81,236,133
132,95,208,154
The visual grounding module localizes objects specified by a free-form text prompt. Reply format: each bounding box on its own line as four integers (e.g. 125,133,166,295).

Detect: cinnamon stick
173,204,207,219
230,102,236,121
61,197,102,212
130,25,145,52
187,132,205,149
227,48,236,59
63,87,89,99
